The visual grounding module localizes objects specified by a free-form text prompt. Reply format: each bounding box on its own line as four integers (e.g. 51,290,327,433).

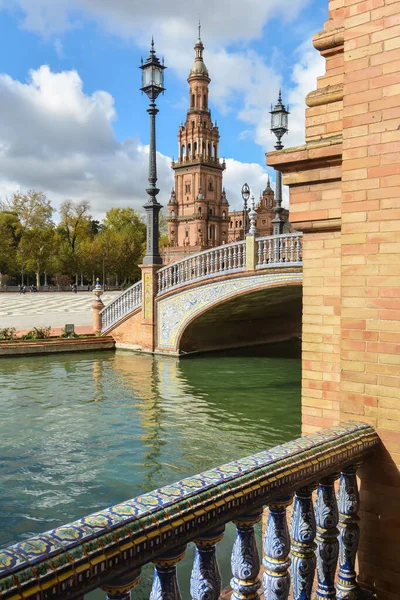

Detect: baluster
231,510,262,600
268,238,273,263
296,236,301,262
223,248,227,271
336,465,361,599
202,255,206,277
168,268,172,290
185,259,189,281
290,237,295,263
315,474,340,599
232,245,237,269
181,263,185,283
228,247,232,270
102,569,141,600
242,243,246,265
206,252,210,275
257,241,261,267
237,245,242,268
190,525,224,600
262,495,293,600
290,486,317,600
158,272,161,291
197,257,201,278
150,547,186,600
279,237,284,262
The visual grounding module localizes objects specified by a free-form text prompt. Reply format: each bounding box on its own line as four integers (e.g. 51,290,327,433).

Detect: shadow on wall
358,445,400,598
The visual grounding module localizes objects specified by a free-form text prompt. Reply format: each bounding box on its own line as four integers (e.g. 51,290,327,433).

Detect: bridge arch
156,271,302,354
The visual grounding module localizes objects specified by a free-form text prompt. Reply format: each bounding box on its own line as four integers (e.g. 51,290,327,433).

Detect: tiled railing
0,421,379,600
157,240,246,294
257,232,303,268
100,281,142,332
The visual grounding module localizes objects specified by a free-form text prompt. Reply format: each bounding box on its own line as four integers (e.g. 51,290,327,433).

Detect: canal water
0,343,301,597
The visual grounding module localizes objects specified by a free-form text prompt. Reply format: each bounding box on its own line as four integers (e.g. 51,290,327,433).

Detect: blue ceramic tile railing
0,421,379,600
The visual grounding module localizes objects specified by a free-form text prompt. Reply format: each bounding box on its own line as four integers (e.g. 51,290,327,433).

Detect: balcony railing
0,421,379,600
100,280,142,332
257,232,303,268
157,240,246,294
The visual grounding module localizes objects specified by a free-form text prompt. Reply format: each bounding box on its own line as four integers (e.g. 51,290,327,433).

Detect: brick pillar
140,264,159,352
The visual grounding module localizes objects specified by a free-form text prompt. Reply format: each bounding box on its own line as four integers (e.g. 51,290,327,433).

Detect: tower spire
198,19,201,40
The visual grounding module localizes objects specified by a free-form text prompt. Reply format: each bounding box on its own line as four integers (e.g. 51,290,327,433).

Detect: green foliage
0,327,17,340
60,328,79,338
21,326,52,340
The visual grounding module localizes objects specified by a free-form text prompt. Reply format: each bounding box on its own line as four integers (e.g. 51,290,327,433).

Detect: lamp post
102,251,106,290
270,90,289,235
140,38,166,265
241,183,250,240
19,247,24,287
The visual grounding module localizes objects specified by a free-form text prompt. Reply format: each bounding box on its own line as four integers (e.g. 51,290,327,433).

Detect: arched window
208,143,211,156
230,221,233,228
194,142,197,153
191,94,195,108
208,181,213,191
188,143,191,156
181,145,185,160
222,211,226,219
209,208,213,215
239,220,242,227
171,210,175,217
203,94,207,108
198,207,202,215
235,221,238,228
213,145,216,158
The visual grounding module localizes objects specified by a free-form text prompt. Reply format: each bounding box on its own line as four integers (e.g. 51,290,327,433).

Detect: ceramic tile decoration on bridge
98,232,303,353
0,421,379,600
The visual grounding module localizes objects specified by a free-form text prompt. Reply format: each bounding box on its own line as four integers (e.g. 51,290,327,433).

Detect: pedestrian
73,283,78,294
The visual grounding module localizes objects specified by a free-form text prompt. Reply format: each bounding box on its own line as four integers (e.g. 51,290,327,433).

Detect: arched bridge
100,233,303,354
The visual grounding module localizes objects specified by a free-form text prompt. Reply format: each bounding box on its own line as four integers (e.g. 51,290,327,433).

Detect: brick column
140,264,159,352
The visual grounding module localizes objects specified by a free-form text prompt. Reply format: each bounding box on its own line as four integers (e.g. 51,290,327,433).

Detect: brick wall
267,0,400,596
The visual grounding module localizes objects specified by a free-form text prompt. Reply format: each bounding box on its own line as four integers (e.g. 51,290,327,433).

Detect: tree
2,190,54,229
57,200,92,281
0,211,22,282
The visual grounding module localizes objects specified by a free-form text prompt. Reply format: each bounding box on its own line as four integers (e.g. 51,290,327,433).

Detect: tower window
191,94,195,108
198,207,202,215
185,184,191,193
239,220,242,227
209,208,213,215
203,94,207,108
222,211,226,218
208,181,213,191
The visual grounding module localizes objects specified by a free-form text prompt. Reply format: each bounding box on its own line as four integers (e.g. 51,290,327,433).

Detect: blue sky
0,0,326,217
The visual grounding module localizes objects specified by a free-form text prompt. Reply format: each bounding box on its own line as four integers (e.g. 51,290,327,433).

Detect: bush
21,326,52,340
60,328,79,338
0,327,17,340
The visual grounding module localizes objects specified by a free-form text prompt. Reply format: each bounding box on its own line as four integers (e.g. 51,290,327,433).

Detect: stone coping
0,336,115,357
0,421,379,599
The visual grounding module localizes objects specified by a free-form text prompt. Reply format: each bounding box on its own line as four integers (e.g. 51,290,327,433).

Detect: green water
0,343,301,597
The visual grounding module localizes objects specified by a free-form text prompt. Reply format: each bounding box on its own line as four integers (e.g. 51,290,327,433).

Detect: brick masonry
267,0,400,597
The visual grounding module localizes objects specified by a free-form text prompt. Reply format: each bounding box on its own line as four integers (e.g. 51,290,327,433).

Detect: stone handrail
157,240,246,294
100,280,142,332
257,232,303,268
0,421,379,600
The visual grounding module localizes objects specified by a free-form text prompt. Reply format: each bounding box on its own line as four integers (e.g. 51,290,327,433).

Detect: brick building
267,0,400,596
164,30,290,263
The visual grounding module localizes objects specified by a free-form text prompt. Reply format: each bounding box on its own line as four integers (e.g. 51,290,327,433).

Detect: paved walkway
0,291,120,334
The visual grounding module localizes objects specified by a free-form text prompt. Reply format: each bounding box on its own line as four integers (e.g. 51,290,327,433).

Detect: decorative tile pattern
157,272,303,349
0,421,379,600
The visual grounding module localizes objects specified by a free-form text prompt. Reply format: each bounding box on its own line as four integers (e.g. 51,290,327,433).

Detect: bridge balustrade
100,281,142,332
257,232,303,269
0,422,379,600
157,240,246,294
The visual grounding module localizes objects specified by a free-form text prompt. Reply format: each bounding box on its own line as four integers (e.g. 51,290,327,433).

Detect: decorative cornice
306,84,343,107
313,27,344,53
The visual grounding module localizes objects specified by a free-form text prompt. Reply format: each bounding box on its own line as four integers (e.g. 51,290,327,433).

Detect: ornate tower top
189,21,209,81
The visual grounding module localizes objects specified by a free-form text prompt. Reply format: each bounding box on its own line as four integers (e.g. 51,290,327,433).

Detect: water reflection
0,344,300,554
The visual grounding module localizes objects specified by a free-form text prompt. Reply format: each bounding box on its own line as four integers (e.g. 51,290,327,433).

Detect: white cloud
0,66,174,218
0,65,280,219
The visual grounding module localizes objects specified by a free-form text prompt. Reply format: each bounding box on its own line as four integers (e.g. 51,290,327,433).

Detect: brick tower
165,25,229,263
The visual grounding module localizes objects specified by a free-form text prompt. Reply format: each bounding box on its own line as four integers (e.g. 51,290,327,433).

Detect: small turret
169,189,177,205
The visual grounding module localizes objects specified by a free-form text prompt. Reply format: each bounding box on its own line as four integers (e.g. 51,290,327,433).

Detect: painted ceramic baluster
190,525,224,600
315,475,339,599
102,569,141,600
336,465,360,599
150,547,185,600
290,486,317,600
230,510,262,600
262,495,293,600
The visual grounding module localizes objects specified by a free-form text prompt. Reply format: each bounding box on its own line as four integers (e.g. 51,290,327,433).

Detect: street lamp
140,38,166,265
270,89,290,235
241,183,250,240
19,247,24,287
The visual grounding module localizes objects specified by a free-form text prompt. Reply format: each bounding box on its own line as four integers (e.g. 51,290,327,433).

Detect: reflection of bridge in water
99,232,303,354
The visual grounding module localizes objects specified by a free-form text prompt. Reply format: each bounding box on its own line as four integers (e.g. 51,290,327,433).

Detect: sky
0,0,327,219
